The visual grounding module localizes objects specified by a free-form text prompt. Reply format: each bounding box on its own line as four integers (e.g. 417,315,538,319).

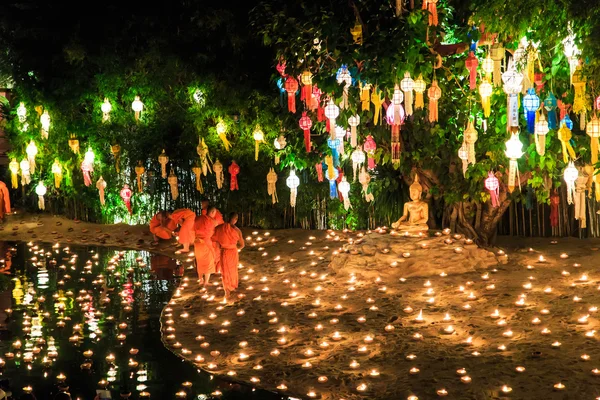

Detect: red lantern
557,98,571,120
276,61,286,77
484,172,499,208
284,77,299,113
336,168,345,202
422,0,438,26
315,162,324,182
229,161,240,191
299,112,313,153
120,184,133,214
363,135,377,170
465,52,478,90
313,86,325,120
534,73,545,93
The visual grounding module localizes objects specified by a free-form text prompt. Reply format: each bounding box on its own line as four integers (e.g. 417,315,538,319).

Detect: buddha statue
392,175,429,236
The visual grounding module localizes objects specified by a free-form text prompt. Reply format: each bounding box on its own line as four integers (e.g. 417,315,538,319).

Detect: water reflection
0,242,280,400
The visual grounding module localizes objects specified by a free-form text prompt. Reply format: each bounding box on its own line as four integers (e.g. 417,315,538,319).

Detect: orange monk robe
0,182,10,220
202,208,224,226
170,209,196,246
213,223,244,291
194,215,216,275
202,208,224,270
149,214,177,240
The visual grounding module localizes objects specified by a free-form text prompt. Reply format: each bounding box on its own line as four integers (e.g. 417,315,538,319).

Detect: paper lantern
111,144,121,173
16,102,27,123
350,20,363,44
35,182,46,210
96,176,106,206
348,114,360,148
300,71,314,108
286,170,299,208
267,168,278,204
81,148,95,187
25,140,38,175
299,112,313,152
197,138,212,176
101,98,112,122
587,115,600,164
325,156,339,199
481,55,494,79
192,165,203,194
479,79,493,118
534,113,549,156
40,110,50,139
9,159,18,189
371,86,384,125
505,133,524,192
523,88,540,133
413,75,426,110
276,78,286,107
284,76,299,113
229,161,240,191
558,122,576,163
358,166,373,202
19,159,30,185
363,135,377,170
458,141,469,176
360,82,371,111
563,30,580,84
427,80,441,123
336,65,352,109
484,172,500,207
315,162,324,182
502,60,524,130
544,93,558,129
193,89,205,106
135,161,145,192
351,147,365,181
51,159,62,188
561,114,574,130
572,67,587,130
564,161,578,204
132,96,143,120
158,149,169,179
120,184,133,214
335,126,347,156
168,169,178,200
213,160,224,189
324,99,340,137
68,134,79,154
216,119,231,151
400,72,415,116
465,52,478,90
338,176,351,210
422,0,438,26
273,135,287,165
464,120,478,165
328,137,341,166
253,125,264,161
596,95,600,111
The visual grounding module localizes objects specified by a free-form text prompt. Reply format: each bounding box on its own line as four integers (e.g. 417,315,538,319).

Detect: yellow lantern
586,115,600,164
68,134,80,154
19,159,31,185
132,96,143,120
101,98,112,122
40,110,50,140
479,79,493,118
216,119,231,151
158,150,169,179
572,67,587,130
9,159,19,189
168,169,178,200
51,159,63,188
192,165,203,194
413,75,426,110
534,113,549,156
463,120,478,165
135,161,145,192
26,140,38,174
253,125,264,161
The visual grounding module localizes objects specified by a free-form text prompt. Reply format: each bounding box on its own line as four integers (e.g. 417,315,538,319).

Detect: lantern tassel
304,129,311,153
428,99,438,123
10,172,17,189
38,195,45,210
526,110,536,133
316,163,324,182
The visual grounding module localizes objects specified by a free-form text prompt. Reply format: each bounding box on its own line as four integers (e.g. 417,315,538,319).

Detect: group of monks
149,200,245,303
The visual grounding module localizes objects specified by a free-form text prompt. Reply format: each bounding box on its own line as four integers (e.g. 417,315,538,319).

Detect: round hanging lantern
284,76,299,113
132,96,143,120
253,125,264,161
564,161,578,205
40,110,50,139
484,172,500,207
413,75,426,110
35,181,47,210
338,176,351,210
523,88,540,133
481,55,494,76
505,133,524,192
286,170,300,208
26,140,38,173
274,135,287,150
534,113,549,155
458,141,469,176
299,112,313,152
16,102,27,122
101,98,112,122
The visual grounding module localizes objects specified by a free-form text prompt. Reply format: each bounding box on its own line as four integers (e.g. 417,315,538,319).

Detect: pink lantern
120,184,133,214
299,112,313,152
284,77,298,113
81,149,94,187
276,61,286,76
484,172,500,208
229,161,240,191
313,86,324,120
596,95,600,111
363,135,377,170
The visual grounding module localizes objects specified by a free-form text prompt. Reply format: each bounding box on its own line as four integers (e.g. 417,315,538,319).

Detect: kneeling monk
194,207,218,287
149,211,177,241
213,212,245,303
170,208,196,253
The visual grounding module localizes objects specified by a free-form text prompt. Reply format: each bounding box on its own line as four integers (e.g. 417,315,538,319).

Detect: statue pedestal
391,223,429,238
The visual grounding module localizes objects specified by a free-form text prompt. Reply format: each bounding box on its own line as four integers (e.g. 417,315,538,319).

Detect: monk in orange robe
213,212,244,303
149,211,177,241
0,181,10,221
194,207,218,287
201,200,224,271
170,208,196,253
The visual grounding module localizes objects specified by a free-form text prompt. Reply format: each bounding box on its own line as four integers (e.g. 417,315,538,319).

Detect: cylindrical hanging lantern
586,115,600,164
523,88,540,133
400,72,415,116
534,113,549,156
299,112,313,152
363,135,377,170
253,125,264,161
135,161,145,192
216,119,231,151
484,172,500,207
413,75,426,110
26,140,37,174
96,176,106,206
120,184,133,214
19,159,30,185
465,52,479,90
81,148,95,187
132,96,143,120
168,169,179,200
351,146,366,181
505,133,524,192
338,176,351,210
267,168,278,204
213,159,224,189
9,159,18,189
51,159,62,188
40,110,50,139
427,80,441,123
286,170,300,208
564,161,578,205
158,149,169,178
284,76,299,113
35,181,46,210
348,114,360,148
464,120,478,165
228,161,240,191
101,98,112,122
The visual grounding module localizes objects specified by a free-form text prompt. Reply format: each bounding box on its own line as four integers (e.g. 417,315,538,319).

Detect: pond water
0,242,283,400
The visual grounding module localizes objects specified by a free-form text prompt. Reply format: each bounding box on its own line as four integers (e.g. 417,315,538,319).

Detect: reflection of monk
194,208,217,287
0,181,10,221
170,209,196,253
392,175,429,234
213,212,244,303
149,211,177,241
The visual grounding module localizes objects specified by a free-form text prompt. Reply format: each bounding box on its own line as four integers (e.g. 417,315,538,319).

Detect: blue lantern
324,164,339,199
328,138,341,167
561,114,574,130
544,93,558,129
522,88,540,133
